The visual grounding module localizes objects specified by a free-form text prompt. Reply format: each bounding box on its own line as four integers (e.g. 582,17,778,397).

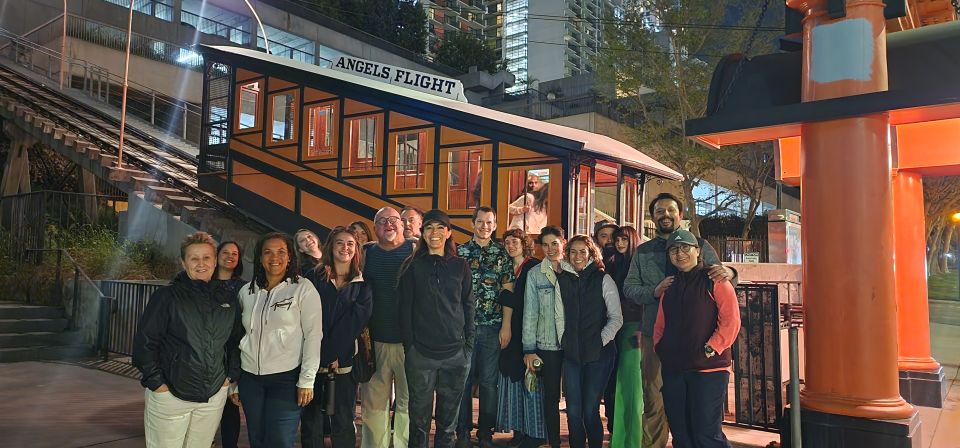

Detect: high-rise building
481,0,622,92
422,0,487,53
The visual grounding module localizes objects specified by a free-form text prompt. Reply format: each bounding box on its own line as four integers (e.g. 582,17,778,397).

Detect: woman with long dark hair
215,241,246,448
495,228,545,447
557,235,623,448
237,232,324,448
508,174,549,234
605,226,645,446
295,229,323,274
398,209,475,448
301,227,373,448
350,221,374,246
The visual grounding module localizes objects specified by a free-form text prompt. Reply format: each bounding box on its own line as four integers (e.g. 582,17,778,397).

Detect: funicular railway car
197,45,682,241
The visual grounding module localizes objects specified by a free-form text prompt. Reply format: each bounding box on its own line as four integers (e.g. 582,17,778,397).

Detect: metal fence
707,236,769,263
100,280,164,357
725,281,801,432
0,191,127,262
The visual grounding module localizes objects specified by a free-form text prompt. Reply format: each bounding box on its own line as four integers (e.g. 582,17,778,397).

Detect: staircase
0,301,90,362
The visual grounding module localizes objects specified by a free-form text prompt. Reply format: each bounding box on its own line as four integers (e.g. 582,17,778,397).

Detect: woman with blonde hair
133,231,242,448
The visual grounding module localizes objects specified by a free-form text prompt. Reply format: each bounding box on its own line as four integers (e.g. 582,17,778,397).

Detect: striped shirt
363,239,415,343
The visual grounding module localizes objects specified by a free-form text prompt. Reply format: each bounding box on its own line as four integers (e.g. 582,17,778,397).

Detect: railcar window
395,131,427,190
623,176,638,228
307,104,335,156
348,115,380,171
238,81,260,130
271,93,296,142
447,148,483,210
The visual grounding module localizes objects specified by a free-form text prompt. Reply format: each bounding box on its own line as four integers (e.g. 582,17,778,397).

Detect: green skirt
611,321,644,447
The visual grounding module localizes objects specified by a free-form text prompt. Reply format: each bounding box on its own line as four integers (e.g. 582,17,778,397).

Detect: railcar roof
201,45,683,181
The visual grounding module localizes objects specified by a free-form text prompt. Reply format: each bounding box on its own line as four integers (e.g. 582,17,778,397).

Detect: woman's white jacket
238,277,323,389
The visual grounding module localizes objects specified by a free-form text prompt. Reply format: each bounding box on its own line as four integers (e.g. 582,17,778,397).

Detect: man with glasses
623,193,735,448
361,207,417,448
456,206,514,448
401,206,424,240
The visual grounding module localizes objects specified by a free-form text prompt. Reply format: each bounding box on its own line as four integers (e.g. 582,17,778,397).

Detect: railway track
0,63,269,234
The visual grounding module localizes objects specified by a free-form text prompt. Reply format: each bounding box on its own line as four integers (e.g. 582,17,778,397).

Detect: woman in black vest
557,235,623,448
654,229,741,448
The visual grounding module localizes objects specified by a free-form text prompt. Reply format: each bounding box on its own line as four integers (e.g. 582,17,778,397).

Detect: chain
715,0,774,112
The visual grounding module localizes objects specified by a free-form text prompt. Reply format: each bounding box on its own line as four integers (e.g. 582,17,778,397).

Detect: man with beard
623,193,736,448
361,207,416,448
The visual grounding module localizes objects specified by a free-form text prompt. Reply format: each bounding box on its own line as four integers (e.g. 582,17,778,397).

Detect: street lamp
952,212,960,300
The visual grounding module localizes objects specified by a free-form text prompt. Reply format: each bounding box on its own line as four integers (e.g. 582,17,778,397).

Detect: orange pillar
789,0,915,421
893,171,940,373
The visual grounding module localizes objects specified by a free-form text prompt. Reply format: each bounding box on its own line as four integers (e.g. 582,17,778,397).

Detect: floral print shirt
457,238,515,327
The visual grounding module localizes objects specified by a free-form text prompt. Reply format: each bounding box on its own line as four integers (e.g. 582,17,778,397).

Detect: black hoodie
304,268,374,369
398,253,476,360
133,272,243,402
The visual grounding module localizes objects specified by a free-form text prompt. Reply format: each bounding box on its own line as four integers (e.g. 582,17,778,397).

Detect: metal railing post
71,265,80,331
55,249,63,304
98,295,112,361
150,91,156,124
789,325,802,448
183,105,188,139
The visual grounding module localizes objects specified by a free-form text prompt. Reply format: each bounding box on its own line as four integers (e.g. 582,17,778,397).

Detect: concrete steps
0,302,89,363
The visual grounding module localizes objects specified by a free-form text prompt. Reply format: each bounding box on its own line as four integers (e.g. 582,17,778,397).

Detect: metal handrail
180,10,251,46
0,20,203,143
25,248,114,360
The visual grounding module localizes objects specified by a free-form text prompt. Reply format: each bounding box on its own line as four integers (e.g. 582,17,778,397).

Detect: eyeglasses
668,245,695,256
375,216,401,226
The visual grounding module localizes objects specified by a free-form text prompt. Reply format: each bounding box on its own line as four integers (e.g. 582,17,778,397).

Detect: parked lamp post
60,0,67,90
114,0,135,172
952,212,960,300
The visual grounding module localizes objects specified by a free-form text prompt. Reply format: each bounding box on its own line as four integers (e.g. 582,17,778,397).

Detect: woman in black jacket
495,228,544,447
133,232,243,448
557,235,623,448
301,227,373,448
398,209,475,448
214,240,246,448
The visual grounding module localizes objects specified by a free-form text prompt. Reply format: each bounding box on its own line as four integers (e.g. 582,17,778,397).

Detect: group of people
131,192,741,448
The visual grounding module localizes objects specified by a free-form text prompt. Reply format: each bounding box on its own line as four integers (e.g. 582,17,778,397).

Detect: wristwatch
704,344,716,358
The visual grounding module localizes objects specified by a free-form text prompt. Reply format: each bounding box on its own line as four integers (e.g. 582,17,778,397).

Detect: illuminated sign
332,56,467,102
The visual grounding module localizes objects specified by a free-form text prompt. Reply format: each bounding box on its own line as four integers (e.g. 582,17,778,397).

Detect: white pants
143,386,229,448
361,342,409,448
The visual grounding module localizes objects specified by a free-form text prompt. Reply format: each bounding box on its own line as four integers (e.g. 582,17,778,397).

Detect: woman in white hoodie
236,232,324,448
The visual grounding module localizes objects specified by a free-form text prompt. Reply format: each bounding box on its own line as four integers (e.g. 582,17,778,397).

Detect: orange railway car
197,45,681,242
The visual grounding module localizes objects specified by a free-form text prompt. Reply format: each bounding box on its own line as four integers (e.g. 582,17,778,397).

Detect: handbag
351,326,376,383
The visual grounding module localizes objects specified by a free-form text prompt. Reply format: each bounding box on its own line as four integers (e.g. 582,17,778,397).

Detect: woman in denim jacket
521,225,570,448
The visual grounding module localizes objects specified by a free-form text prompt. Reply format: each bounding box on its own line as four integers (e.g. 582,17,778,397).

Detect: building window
270,92,296,143
394,131,427,190
447,148,483,210
306,104,335,157
238,81,260,130
347,115,379,171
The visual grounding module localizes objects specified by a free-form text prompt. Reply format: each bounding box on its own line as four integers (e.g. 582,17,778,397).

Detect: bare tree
923,176,960,275
723,143,774,238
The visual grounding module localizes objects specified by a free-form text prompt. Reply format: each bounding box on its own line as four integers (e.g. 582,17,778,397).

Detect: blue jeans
239,368,303,448
661,370,732,448
563,354,616,448
458,325,501,439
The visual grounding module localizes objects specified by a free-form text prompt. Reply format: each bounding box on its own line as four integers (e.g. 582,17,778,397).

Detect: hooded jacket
133,272,242,402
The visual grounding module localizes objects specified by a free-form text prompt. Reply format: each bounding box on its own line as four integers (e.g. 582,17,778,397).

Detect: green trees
595,0,780,235
307,0,428,55
434,31,503,74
